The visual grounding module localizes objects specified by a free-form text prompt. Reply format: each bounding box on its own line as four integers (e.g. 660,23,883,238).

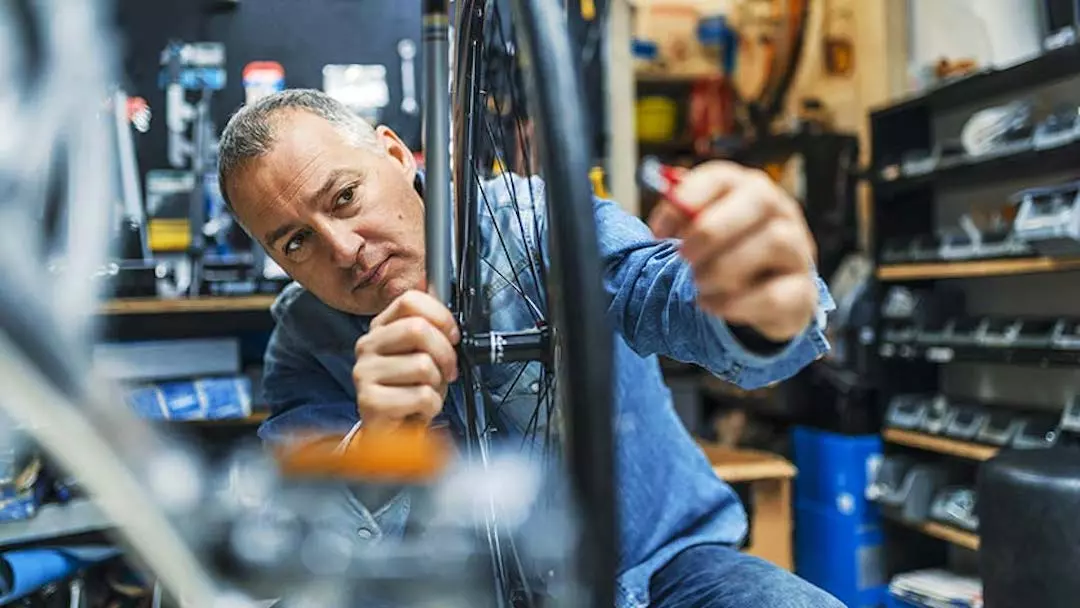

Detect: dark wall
114,0,424,179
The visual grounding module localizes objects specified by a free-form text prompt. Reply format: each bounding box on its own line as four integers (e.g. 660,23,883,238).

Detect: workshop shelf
100,295,276,315
175,412,270,426
883,428,999,462
0,500,110,550
915,521,980,552
878,341,1080,368
883,512,981,552
877,257,1080,281
871,43,1080,119
872,139,1080,198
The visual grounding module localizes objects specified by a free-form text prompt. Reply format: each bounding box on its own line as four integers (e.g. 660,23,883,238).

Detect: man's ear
375,125,416,182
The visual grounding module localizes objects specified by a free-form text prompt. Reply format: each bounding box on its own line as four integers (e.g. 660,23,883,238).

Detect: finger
667,160,745,217
648,201,690,239
693,220,811,298
370,290,460,343
356,352,444,388
358,384,445,424
361,317,458,382
704,274,817,342
680,183,773,265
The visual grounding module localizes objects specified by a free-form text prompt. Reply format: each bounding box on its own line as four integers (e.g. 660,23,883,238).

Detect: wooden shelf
883,428,999,461
917,521,980,551
699,443,797,483
100,295,276,315
171,411,270,426
636,71,722,84
877,257,1080,281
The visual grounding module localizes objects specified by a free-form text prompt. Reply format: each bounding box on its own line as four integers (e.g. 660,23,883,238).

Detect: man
218,89,842,607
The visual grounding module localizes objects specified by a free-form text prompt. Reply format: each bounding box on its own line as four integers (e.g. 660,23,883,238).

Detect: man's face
227,110,426,316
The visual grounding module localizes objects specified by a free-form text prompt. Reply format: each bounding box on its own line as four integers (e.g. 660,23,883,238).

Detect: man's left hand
649,161,818,343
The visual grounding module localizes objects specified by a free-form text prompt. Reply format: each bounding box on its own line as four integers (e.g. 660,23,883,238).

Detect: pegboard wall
114,0,424,180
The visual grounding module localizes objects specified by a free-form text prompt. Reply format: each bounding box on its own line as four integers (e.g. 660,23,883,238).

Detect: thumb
649,201,690,239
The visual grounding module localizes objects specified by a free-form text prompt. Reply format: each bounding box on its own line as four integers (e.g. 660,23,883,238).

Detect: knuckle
419,355,441,384
422,386,443,411
406,317,430,339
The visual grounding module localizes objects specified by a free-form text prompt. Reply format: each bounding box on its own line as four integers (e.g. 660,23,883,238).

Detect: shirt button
357,527,374,540
529,382,540,393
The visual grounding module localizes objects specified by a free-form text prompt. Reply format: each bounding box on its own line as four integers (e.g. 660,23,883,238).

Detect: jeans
649,544,844,608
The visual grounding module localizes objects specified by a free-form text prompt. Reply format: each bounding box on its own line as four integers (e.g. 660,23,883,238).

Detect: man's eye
283,233,306,256
334,186,356,209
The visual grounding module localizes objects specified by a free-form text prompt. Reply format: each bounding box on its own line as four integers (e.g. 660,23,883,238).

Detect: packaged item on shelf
636,96,679,142
0,458,46,523
889,569,983,608
943,317,984,346
885,395,931,430
125,376,253,421
1013,318,1060,348
1011,413,1060,450
929,486,979,532
960,100,1035,158
1052,319,1080,349
945,405,989,440
900,149,939,177
867,455,916,504
1032,104,1080,149
976,411,1025,446
977,318,1023,347
921,396,956,435
1012,180,1080,256
1058,395,1080,434
875,462,954,525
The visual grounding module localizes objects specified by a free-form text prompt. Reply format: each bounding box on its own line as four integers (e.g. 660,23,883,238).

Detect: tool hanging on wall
158,41,227,297
398,39,419,116
822,0,854,77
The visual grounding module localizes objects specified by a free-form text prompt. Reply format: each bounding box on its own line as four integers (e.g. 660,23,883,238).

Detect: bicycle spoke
480,92,544,306
482,361,529,434
496,18,549,295
473,172,541,325
481,258,544,320
504,524,536,607
482,112,543,297
520,371,555,455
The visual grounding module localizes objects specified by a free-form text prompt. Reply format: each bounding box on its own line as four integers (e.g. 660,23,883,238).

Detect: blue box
795,501,888,608
793,426,882,519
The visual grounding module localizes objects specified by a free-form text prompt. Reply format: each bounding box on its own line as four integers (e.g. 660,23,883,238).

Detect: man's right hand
352,290,460,430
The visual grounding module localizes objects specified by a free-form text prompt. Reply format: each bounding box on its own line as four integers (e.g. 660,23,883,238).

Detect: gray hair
217,88,380,209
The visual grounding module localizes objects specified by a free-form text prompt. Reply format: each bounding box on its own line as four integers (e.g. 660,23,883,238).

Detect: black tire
452,0,616,606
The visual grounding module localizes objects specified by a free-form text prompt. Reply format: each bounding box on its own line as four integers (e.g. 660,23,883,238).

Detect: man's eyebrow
263,169,357,247
264,222,301,249
311,168,356,205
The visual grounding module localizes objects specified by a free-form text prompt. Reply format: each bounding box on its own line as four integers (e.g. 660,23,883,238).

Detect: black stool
978,446,1080,608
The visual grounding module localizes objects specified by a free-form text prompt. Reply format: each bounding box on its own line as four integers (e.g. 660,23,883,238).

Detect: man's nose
325,222,365,269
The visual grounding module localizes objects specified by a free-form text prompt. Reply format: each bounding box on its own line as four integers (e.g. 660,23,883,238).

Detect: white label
926,347,954,362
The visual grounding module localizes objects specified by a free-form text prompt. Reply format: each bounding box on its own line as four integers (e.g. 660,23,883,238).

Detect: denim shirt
258,174,833,608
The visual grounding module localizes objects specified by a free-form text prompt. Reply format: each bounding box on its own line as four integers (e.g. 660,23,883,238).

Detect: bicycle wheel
449,0,616,605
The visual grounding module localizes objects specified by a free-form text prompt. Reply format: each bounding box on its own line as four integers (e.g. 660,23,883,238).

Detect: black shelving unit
873,139,1080,199
868,44,1080,579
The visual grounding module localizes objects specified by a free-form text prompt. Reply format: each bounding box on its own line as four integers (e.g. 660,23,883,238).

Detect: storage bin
795,500,888,608
793,426,882,520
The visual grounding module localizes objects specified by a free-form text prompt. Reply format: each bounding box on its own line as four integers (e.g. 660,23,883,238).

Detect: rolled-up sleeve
592,196,834,389
257,324,359,446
